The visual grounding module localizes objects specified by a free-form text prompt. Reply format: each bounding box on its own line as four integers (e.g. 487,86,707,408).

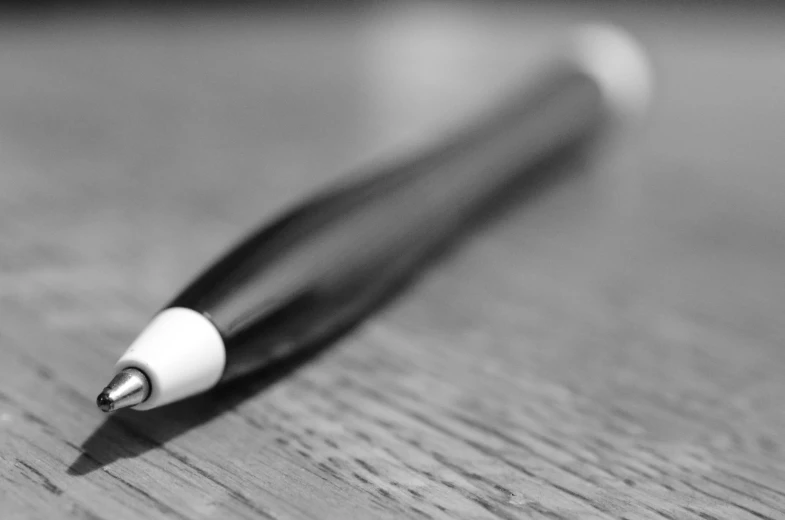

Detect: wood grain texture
2,2,785,519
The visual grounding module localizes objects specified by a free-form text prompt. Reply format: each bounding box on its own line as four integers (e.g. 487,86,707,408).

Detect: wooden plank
1,4,785,519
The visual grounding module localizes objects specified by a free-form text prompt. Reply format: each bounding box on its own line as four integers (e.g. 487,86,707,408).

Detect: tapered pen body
170,65,604,382
97,25,652,411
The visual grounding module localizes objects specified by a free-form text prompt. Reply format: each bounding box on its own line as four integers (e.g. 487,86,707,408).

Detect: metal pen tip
96,368,151,412
96,391,114,412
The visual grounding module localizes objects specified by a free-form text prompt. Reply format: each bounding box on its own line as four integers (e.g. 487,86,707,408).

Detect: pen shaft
169,63,605,382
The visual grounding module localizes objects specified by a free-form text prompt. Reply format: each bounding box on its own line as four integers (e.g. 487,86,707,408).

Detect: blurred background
1,0,783,333
2,1,785,518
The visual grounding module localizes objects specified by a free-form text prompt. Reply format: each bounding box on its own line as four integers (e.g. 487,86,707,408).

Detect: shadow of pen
67,136,600,476
67,341,335,476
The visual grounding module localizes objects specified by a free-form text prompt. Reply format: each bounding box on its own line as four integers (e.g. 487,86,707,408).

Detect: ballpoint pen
96,25,652,412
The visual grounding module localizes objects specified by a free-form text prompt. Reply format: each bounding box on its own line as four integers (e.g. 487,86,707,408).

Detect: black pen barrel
168,60,606,382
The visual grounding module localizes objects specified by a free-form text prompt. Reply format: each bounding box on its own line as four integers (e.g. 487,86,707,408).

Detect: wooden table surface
2,2,785,518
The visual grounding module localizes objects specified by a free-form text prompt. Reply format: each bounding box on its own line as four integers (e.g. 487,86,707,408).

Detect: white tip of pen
114,307,226,410
567,24,653,122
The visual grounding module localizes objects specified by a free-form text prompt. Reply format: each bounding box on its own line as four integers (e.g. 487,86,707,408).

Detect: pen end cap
569,23,654,122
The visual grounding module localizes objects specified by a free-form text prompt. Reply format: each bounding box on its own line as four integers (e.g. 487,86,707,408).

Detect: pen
96,25,651,412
